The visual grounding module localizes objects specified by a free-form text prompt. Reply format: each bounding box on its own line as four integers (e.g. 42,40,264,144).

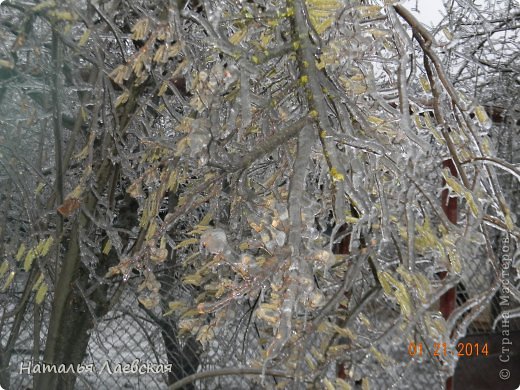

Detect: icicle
264,276,296,362
239,68,252,141
374,167,391,243
405,185,416,272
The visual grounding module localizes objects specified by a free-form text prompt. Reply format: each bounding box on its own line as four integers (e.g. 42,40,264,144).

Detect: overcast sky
402,0,445,26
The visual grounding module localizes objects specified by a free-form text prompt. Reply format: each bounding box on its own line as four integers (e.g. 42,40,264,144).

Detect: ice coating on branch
474,105,493,130
187,118,211,165
239,68,252,137
200,228,230,255
275,202,289,221
188,119,211,153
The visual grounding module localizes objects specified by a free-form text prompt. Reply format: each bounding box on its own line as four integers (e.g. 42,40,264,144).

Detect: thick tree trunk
36,245,115,390
37,160,115,390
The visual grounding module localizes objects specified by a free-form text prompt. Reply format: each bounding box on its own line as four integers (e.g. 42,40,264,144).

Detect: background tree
0,0,518,389
434,0,519,329
0,0,201,388
437,0,519,212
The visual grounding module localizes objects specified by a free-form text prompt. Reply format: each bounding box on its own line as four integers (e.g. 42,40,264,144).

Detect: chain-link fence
2,234,518,390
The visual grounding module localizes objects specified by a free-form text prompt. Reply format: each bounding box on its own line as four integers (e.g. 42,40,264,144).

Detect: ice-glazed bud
274,203,289,221
239,253,255,269
299,276,314,295
310,249,335,268
474,105,492,130
222,64,239,90
308,290,325,309
303,226,319,240
266,226,286,247
150,247,168,263
188,119,211,156
200,228,229,255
